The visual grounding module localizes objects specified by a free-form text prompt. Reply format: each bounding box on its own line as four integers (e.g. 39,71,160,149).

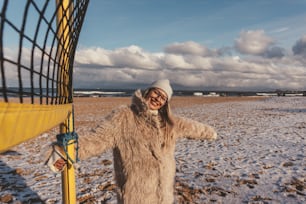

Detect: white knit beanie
149,79,173,100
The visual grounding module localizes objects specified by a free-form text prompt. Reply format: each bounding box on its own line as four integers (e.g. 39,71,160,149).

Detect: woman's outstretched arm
78,108,124,160
173,116,217,140
46,108,124,172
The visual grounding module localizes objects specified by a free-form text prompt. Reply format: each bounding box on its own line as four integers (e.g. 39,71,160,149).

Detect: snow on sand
0,96,305,203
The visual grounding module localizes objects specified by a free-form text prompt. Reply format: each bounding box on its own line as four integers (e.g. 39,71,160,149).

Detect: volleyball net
0,0,89,152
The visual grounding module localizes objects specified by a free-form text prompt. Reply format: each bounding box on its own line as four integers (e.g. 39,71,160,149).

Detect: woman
50,79,217,204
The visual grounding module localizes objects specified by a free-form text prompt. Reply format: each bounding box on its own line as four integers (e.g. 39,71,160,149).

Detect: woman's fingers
54,158,66,170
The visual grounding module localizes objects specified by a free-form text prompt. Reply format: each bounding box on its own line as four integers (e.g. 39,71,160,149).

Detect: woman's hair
143,88,175,144
159,101,174,126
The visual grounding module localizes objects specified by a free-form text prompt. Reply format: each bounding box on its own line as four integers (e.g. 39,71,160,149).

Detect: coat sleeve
173,116,217,140
78,109,123,160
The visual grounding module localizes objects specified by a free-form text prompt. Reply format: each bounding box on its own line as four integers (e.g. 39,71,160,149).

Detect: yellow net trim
0,102,72,152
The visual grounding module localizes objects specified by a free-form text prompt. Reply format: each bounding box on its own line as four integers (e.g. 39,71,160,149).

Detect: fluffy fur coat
78,90,217,204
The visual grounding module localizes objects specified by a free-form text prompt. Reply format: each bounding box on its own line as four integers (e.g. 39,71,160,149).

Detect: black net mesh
0,0,89,104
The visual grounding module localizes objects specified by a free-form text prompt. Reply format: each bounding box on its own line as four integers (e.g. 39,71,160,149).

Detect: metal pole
60,113,76,204
56,0,76,203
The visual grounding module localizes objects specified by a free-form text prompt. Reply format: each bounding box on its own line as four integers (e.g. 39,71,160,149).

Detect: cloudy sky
3,0,306,91
72,0,306,91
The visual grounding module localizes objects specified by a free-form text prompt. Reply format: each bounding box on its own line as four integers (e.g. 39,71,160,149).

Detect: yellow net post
1,0,89,201
60,113,77,204
56,0,76,203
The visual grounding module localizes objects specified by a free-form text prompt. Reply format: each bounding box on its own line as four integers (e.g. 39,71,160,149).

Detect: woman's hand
53,158,67,171
45,144,67,173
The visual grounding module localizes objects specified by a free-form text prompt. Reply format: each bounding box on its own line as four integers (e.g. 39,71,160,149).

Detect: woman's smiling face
146,88,168,110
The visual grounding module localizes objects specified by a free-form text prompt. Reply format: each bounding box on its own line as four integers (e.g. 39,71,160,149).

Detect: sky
2,0,306,91
73,0,306,91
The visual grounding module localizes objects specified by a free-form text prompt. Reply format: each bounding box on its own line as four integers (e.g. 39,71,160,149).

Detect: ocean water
1,87,305,99
73,89,263,97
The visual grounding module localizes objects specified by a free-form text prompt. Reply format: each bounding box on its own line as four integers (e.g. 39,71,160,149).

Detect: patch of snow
0,97,305,203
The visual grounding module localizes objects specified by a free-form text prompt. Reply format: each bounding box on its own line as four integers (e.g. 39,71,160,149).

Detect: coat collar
131,89,149,115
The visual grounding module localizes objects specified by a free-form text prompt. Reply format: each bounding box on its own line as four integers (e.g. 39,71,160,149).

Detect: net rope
0,0,89,105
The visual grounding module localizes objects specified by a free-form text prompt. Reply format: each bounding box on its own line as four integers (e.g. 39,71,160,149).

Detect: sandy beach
0,96,305,203
72,96,263,128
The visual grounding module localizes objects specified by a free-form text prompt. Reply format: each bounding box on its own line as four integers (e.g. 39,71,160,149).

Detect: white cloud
271,27,289,33
3,38,306,91
75,47,112,66
2,47,56,87
183,55,213,70
110,46,159,69
164,41,218,57
73,43,306,90
235,30,274,55
75,45,160,69
162,54,193,69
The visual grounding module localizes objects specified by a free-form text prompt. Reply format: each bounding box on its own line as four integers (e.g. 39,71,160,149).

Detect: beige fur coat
78,90,217,204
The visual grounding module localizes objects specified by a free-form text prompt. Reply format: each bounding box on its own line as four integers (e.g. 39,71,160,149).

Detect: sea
1,87,305,99
73,88,252,97
73,88,305,97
